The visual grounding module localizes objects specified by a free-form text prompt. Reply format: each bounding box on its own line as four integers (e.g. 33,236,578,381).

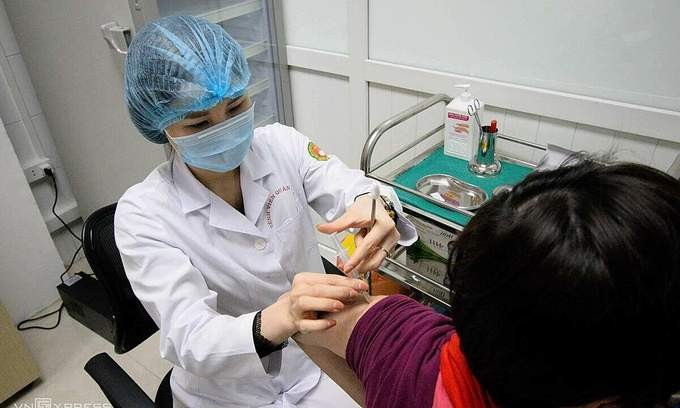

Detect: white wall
282,1,680,175
0,121,63,322
289,68,354,165
4,0,166,219
0,0,167,320
287,67,352,248
0,2,82,264
369,0,680,112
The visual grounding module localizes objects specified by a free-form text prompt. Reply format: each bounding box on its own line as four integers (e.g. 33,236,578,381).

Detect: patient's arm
294,295,386,359
299,294,455,408
294,295,386,406
295,343,366,406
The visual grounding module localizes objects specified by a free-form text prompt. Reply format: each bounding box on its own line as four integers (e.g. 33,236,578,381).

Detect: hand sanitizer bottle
444,84,484,160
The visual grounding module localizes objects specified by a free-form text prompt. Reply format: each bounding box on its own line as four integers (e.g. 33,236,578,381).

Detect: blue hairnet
124,15,251,143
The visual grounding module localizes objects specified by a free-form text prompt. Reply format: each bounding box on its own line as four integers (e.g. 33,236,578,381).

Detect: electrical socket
24,161,52,184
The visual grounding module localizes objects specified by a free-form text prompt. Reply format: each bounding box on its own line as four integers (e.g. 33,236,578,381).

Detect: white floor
3,258,172,408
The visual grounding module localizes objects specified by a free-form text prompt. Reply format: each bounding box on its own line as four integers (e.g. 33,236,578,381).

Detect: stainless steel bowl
415,174,488,211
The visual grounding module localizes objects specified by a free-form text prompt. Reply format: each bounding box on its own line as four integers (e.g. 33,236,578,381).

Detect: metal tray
415,174,488,211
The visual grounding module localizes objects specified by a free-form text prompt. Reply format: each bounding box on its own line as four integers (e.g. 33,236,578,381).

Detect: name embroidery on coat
264,185,292,228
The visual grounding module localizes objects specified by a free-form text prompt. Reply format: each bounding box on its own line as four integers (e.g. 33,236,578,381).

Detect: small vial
331,232,350,264
330,232,370,303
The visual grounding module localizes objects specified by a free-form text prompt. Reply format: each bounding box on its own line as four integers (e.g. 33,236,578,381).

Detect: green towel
393,147,533,226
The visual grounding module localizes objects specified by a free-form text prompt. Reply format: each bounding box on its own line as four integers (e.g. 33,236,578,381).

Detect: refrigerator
126,0,294,128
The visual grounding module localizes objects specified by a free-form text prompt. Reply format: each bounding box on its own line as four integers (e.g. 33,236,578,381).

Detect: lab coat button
254,238,267,250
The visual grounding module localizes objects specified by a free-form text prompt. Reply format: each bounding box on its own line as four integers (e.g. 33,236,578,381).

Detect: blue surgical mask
168,103,255,172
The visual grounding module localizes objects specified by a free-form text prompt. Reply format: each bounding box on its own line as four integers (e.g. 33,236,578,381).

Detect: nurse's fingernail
334,301,343,309
349,289,358,297
352,282,364,290
328,320,336,328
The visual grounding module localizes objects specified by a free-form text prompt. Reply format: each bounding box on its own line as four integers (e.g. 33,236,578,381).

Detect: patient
296,159,680,407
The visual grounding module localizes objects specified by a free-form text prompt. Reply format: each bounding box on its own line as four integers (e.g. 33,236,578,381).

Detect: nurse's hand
260,273,368,343
317,195,400,276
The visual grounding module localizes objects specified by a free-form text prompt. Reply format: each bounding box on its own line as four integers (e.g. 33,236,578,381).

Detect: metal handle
101,22,131,55
361,93,452,173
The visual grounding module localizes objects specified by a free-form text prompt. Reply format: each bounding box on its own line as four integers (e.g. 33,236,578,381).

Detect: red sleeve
346,295,455,408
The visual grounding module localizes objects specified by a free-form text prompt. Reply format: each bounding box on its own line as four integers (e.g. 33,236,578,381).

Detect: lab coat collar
171,145,273,215
240,143,273,181
171,147,273,237
207,193,265,237
171,154,211,214
208,144,272,237
239,145,273,225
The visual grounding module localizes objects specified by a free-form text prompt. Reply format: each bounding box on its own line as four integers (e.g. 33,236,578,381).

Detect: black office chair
82,203,172,408
82,203,345,408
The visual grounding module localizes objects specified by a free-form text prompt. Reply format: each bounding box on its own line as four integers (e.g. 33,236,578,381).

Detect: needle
369,194,377,231
353,191,379,303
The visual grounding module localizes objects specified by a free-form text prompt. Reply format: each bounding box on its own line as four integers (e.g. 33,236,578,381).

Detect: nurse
115,15,416,408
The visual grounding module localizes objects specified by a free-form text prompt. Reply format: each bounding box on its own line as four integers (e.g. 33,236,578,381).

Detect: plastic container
444,84,484,160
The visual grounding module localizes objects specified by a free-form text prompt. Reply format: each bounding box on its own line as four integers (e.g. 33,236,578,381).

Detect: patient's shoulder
347,294,455,408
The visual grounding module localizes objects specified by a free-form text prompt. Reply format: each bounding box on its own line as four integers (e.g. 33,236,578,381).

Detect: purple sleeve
346,295,454,408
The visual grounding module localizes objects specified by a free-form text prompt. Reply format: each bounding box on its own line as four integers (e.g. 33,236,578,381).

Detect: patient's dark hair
448,159,680,407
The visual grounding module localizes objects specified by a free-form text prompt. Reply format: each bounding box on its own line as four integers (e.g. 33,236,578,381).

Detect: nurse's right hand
260,273,368,343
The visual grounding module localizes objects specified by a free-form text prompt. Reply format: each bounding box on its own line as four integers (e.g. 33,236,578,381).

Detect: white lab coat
114,123,416,407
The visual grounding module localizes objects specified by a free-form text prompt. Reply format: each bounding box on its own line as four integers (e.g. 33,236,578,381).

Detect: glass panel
281,0,348,53
155,0,280,125
157,0,261,22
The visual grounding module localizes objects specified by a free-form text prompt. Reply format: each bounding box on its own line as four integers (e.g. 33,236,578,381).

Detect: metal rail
498,133,547,151
371,125,444,173
361,93,452,173
377,249,451,307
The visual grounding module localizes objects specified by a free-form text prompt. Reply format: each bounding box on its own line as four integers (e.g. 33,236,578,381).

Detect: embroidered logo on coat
264,185,292,228
307,142,330,161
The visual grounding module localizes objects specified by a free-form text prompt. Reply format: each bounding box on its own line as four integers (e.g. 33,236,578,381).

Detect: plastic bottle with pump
444,84,484,160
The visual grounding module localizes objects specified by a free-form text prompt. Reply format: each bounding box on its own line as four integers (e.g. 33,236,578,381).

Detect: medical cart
362,94,548,310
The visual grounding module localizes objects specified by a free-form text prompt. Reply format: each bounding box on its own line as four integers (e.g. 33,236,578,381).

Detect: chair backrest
83,203,158,354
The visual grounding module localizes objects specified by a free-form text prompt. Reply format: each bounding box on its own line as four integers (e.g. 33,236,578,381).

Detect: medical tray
392,147,533,227
360,94,546,307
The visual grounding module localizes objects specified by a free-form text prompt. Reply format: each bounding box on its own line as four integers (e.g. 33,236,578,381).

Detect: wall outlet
24,161,52,184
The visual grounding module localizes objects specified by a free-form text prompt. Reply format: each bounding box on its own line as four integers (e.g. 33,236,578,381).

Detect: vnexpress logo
34,398,51,408
13,398,112,408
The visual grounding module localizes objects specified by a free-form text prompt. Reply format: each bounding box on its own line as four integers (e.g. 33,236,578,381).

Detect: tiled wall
0,3,81,264
485,105,680,171
367,83,680,174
